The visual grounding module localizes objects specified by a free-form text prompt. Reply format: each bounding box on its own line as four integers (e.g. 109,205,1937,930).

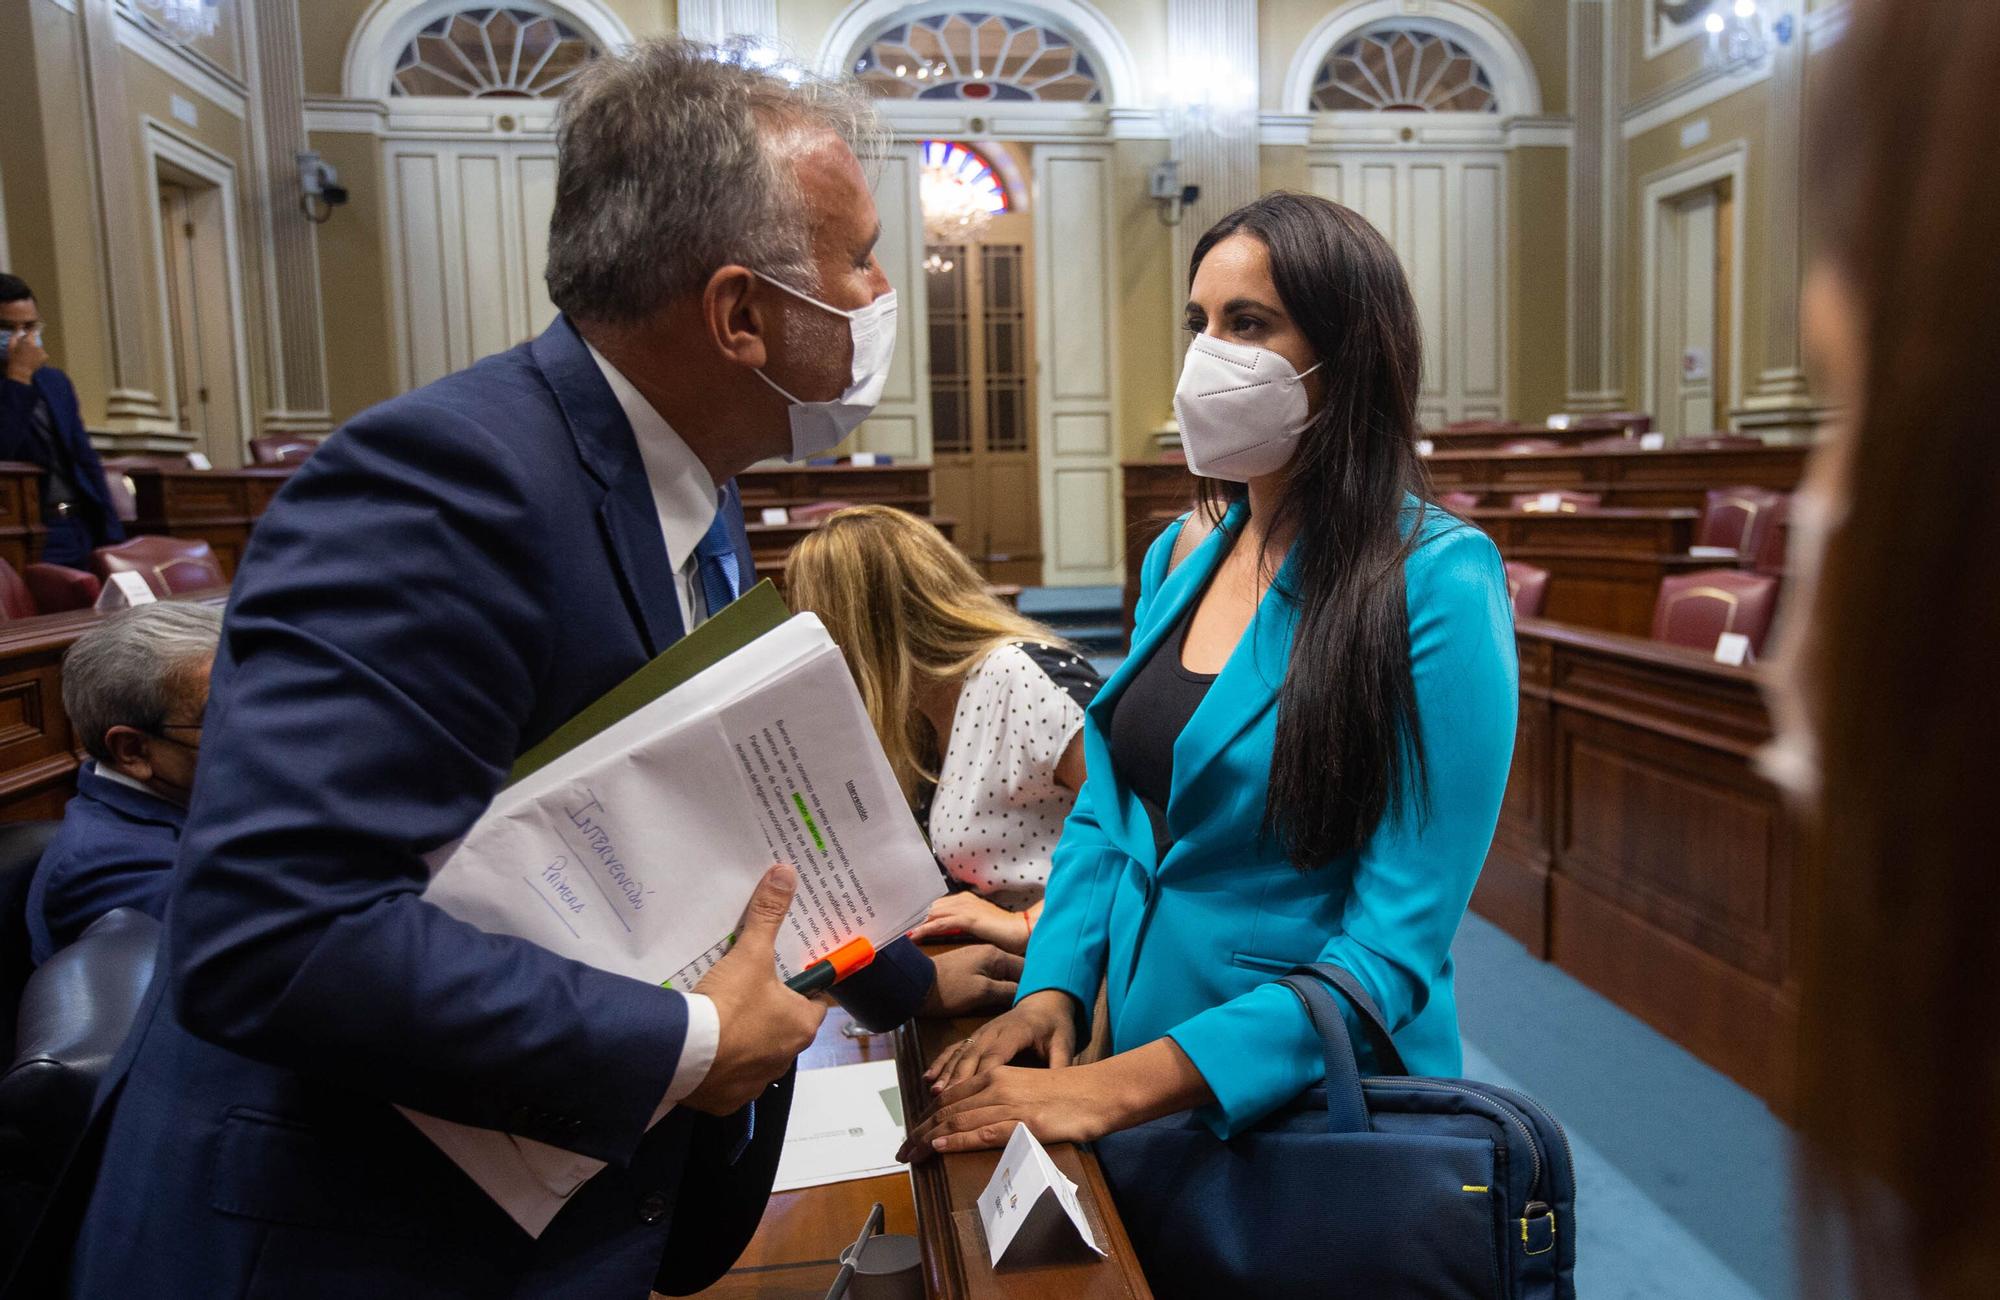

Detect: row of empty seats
0,539,226,621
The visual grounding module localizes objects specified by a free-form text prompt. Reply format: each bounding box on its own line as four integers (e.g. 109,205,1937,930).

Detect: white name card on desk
850,452,882,466
1714,632,1752,666
1640,432,1667,450
760,506,791,525
94,572,157,611
977,1123,1105,1268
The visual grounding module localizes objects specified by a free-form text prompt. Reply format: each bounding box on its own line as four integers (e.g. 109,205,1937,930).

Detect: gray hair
545,38,881,324
62,602,222,763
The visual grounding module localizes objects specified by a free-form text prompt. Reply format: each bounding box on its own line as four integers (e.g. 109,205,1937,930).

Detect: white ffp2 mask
1172,333,1323,481
753,275,899,461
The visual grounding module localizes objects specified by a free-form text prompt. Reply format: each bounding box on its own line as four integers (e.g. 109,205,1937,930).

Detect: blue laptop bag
1094,964,1577,1299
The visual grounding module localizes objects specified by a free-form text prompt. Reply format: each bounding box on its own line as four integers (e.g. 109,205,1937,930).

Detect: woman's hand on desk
907,893,1038,954
897,1040,1213,1160
925,989,1078,1089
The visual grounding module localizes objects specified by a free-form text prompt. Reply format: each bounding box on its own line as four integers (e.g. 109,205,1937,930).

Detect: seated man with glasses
26,602,221,965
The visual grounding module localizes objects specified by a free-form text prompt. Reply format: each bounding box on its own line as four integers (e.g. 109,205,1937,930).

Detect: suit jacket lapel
532,316,686,655
1082,503,1244,871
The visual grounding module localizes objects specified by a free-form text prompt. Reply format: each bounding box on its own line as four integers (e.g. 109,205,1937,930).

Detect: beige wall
1113,137,1176,458
309,130,396,423
1510,144,1568,421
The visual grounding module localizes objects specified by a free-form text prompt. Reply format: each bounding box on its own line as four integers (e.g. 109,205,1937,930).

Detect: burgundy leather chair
1651,570,1782,658
1438,491,1482,514
1751,496,1790,577
90,537,226,598
787,500,855,524
0,559,99,620
1578,433,1642,452
1503,562,1550,619
1510,490,1603,513
247,436,321,466
1678,434,1764,450
1597,411,1654,435
1496,438,1564,454
1695,487,1786,559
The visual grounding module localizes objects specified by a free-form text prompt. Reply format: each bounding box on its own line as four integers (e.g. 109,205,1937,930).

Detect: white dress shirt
587,343,723,1121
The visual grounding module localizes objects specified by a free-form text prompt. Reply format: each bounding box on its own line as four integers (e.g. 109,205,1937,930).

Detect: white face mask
752,274,899,461
1172,333,1324,481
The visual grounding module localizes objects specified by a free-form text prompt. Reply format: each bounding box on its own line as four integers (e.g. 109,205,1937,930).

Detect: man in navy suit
0,273,126,567
41,42,918,1299
27,602,221,965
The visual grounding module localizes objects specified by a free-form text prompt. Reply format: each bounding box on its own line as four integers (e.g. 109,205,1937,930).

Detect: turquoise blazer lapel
1084,502,1297,873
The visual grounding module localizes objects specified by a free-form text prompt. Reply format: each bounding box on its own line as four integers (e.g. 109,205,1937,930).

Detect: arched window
855,13,1103,103
389,5,598,98
921,141,1011,217
1309,27,1499,114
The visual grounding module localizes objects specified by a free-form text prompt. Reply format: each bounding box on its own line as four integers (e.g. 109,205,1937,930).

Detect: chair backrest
1751,496,1791,577
1677,434,1764,450
1510,490,1603,513
787,500,854,524
91,537,226,597
1695,486,1786,555
1496,438,1564,454
99,467,138,524
1599,411,1654,434
21,564,101,615
1503,562,1550,619
0,821,62,1056
1651,570,1782,658
0,561,37,621
0,906,160,1264
1438,491,1482,514
247,435,320,466
1578,433,1641,452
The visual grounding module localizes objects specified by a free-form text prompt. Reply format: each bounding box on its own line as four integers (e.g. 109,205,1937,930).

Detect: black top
1108,592,1216,853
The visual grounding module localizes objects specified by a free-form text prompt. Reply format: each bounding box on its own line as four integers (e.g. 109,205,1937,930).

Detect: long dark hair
1189,192,1432,871
1795,1,2000,1294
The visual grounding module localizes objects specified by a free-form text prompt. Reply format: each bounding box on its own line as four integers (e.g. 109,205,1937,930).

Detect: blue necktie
693,505,741,620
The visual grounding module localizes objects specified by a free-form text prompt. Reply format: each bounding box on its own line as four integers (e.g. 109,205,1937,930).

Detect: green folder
506,580,793,786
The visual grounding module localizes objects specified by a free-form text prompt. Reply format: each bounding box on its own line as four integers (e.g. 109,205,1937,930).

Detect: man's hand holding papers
686,864,827,1115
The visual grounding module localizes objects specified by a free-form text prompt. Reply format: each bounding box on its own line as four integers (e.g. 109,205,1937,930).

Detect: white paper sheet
977,1124,1106,1267
400,614,945,1236
769,1059,908,1193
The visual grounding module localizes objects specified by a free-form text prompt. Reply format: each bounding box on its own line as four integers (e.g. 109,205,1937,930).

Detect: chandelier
144,0,220,43
919,141,1008,246
1703,0,1794,73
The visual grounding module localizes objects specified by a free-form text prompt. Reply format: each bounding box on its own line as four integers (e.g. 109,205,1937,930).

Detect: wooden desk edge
893,1016,1153,1299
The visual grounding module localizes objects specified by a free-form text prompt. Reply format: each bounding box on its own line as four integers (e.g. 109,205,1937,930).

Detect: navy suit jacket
59,317,776,1299
26,762,185,966
0,367,126,545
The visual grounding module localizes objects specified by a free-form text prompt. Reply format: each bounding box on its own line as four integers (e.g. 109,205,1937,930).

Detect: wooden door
157,179,246,466
927,227,1041,585
1657,181,1732,439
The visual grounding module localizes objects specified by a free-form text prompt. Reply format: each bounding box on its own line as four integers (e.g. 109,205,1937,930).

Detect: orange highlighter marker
784,935,876,995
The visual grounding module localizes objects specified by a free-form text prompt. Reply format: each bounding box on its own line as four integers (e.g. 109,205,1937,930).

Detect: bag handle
1278,964,1412,1135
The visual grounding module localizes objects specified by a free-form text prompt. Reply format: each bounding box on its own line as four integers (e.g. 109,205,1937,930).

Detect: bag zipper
1367,1077,1543,1197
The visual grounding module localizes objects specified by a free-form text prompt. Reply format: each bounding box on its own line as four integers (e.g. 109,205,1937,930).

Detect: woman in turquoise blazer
903,193,1518,1157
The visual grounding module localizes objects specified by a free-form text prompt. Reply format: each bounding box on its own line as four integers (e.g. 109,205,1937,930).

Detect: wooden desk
693,1002,1152,1299
0,588,231,822
1119,462,1198,630
1421,423,1621,453
1468,508,1704,637
1474,618,1801,1114
737,464,935,516
1423,444,1809,510
119,464,296,577
0,461,46,570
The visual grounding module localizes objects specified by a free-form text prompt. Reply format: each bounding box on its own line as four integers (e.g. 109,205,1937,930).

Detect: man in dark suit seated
26,603,220,966
29,39,990,1300
0,274,127,566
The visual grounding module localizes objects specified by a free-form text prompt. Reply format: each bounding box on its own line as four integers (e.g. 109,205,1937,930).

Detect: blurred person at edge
1768,0,2000,1295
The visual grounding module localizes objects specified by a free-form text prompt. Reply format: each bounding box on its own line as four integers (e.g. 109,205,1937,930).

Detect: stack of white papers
404,613,945,1235
770,1058,908,1193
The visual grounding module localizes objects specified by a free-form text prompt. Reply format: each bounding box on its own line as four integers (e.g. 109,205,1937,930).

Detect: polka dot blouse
927,641,1102,911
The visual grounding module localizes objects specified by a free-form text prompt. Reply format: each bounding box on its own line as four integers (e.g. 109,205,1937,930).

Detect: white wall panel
846,144,930,461
392,151,450,390
1034,145,1120,586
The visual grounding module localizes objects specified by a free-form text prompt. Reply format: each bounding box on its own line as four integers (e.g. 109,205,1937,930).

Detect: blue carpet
1453,914,1797,1298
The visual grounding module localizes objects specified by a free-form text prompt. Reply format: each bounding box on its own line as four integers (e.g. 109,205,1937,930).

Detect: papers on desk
770,1059,908,1193
401,604,945,1237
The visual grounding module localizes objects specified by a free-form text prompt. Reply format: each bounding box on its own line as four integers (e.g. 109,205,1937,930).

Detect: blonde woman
784,506,1100,954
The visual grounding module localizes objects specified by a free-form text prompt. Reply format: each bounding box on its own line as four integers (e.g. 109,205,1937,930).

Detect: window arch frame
817,0,1142,109
343,0,634,103
1281,0,1543,120
853,13,1108,105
